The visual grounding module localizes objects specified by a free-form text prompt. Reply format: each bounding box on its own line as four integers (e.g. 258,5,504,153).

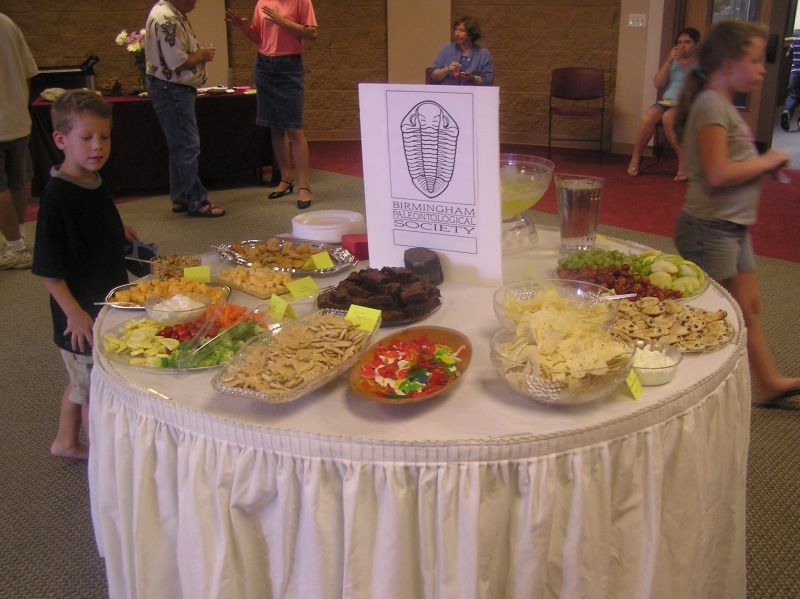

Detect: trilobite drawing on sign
400,101,459,198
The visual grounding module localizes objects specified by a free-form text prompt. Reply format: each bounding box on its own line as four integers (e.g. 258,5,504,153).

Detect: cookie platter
612,297,735,354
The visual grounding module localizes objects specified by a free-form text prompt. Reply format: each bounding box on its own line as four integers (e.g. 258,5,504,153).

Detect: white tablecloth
89,228,750,599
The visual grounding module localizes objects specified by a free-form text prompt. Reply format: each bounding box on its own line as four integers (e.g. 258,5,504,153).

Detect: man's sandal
171,203,188,213
187,202,226,218
268,180,294,199
297,187,312,210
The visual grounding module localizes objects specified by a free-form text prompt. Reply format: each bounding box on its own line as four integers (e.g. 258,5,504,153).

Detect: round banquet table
88,227,750,599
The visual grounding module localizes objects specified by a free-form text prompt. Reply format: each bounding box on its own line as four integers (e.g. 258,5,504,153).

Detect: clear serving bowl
213,309,379,404
632,341,683,386
493,279,618,332
490,329,635,405
144,293,211,325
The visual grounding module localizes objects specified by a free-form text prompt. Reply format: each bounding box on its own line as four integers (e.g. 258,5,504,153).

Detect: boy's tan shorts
59,350,94,405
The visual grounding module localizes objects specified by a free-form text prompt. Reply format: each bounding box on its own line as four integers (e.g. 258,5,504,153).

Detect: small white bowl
632,341,683,386
144,293,210,325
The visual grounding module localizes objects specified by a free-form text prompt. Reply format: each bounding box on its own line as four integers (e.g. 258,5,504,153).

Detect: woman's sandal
626,164,639,177
673,172,688,182
171,203,188,213
297,187,312,210
268,179,294,199
187,202,226,218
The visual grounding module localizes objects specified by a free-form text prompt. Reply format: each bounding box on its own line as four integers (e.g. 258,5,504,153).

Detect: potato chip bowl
493,279,619,332
490,329,635,405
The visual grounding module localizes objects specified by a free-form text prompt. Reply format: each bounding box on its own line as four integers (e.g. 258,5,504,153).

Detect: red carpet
308,140,800,263
25,140,799,263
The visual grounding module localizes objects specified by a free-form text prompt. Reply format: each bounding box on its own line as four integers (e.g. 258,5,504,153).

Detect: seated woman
627,27,700,181
429,16,494,86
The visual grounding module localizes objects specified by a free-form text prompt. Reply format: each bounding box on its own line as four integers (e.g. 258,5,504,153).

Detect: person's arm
261,5,318,41
123,222,139,242
473,49,494,85
42,278,94,353
654,46,679,89
225,8,261,44
430,61,460,82
698,124,789,187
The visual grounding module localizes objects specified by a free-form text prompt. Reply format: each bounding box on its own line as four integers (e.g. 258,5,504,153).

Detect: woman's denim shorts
675,212,756,282
253,54,305,129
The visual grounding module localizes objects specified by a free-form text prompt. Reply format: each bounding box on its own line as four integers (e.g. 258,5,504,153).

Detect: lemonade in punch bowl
499,153,555,253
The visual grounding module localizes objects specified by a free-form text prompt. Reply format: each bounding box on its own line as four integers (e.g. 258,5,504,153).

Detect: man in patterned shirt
144,0,226,216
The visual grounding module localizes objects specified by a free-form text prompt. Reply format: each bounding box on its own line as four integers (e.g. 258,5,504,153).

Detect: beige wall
387,0,450,84
612,0,666,154
5,0,632,148
452,0,621,148
190,0,230,86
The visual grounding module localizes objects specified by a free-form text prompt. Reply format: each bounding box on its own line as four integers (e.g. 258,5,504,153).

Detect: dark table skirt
30,90,278,197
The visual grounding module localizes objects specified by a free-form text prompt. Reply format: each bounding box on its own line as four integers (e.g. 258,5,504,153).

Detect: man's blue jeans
146,76,207,211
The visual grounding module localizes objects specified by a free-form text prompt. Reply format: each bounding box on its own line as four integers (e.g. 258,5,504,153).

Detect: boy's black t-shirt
32,170,128,355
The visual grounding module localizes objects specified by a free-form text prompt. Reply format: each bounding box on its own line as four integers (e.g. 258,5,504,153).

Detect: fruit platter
102,303,268,370
556,249,708,300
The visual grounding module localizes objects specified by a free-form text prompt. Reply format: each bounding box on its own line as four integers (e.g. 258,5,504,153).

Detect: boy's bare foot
753,377,800,405
50,440,89,460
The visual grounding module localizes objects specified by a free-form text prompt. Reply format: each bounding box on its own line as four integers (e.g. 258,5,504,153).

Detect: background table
89,229,750,599
29,90,278,197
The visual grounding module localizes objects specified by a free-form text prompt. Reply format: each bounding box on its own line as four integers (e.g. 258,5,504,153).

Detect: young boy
32,90,138,459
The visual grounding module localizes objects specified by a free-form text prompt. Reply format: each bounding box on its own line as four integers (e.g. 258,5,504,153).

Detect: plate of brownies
315,266,442,327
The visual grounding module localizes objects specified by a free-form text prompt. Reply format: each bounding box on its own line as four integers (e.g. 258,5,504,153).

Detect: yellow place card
286,276,319,299
346,304,381,332
626,369,643,400
268,293,295,321
183,265,211,283
303,251,335,270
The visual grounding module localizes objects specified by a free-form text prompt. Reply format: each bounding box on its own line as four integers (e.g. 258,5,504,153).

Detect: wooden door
683,0,791,148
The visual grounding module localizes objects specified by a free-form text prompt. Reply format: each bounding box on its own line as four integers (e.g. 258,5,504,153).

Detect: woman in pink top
226,0,318,209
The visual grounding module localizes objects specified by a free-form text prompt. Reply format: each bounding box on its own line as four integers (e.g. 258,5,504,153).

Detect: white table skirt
89,229,750,598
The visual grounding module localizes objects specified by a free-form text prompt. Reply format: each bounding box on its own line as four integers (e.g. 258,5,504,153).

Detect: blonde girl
674,20,799,403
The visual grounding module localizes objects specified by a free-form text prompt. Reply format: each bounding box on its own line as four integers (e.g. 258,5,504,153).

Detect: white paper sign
358,83,502,287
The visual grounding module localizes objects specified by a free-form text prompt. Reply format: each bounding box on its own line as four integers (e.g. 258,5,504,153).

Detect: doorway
773,3,800,165
683,0,794,151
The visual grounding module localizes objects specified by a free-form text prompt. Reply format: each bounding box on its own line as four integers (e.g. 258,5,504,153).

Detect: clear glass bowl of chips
490,329,635,405
493,279,618,332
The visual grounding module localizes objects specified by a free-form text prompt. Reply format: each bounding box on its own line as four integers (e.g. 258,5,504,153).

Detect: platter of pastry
215,237,357,276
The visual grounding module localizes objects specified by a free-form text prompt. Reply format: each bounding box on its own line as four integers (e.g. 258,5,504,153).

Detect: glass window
712,0,759,22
